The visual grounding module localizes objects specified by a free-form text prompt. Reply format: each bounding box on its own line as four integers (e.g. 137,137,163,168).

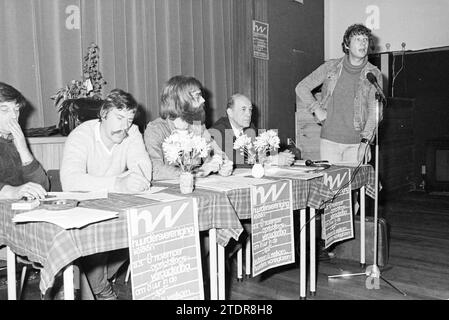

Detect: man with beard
144,75,233,180
60,89,152,300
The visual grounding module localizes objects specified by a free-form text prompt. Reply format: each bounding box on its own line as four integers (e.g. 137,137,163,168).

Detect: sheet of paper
232,168,252,177
135,186,167,195
195,176,274,192
47,190,108,201
135,192,186,202
12,207,118,229
264,167,324,180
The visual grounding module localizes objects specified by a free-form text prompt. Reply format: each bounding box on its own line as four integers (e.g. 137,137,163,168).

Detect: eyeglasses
190,90,203,101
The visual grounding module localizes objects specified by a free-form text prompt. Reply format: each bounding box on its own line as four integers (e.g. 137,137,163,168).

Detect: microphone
305,159,329,166
366,72,386,102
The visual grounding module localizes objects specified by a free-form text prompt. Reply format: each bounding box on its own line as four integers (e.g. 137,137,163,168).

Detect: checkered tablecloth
0,164,374,295
221,164,375,219
0,190,243,294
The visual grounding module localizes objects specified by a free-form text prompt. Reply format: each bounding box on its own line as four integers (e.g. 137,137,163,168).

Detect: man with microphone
295,23,383,164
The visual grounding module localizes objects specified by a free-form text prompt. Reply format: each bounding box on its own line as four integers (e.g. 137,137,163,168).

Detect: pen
137,163,152,189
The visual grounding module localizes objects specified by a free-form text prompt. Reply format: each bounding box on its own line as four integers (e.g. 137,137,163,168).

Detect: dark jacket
0,137,49,192
210,116,257,168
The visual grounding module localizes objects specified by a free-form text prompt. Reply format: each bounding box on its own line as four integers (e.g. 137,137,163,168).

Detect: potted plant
51,43,107,135
233,129,280,178
162,130,211,193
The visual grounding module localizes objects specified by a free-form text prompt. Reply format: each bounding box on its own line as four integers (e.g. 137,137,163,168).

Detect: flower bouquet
162,130,211,193
233,130,280,178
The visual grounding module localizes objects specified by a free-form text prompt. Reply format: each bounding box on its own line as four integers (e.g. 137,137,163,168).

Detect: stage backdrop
0,0,237,129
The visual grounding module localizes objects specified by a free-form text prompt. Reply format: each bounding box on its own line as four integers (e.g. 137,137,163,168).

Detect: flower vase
179,172,194,194
251,163,265,179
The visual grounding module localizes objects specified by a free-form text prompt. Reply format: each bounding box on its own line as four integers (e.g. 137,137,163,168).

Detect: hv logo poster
127,198,203,300
322,168,354,248
251,180,295,276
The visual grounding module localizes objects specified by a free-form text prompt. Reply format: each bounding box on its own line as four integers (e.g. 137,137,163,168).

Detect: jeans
320,138,359,163
81,249,128,294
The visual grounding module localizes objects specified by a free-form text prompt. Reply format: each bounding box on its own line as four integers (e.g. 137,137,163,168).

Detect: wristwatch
360,138,369,144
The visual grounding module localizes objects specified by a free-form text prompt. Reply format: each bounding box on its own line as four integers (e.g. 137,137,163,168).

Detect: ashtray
39,199,79,211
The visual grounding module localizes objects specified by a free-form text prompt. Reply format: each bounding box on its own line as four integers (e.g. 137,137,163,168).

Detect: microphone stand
327,93,406,297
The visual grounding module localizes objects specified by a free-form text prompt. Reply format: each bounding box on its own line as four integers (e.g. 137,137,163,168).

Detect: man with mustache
60,89,152,300
144,75,233,180
210,93,296,167
295,23,382,164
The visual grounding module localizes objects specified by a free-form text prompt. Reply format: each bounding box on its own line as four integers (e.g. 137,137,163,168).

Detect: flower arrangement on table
162,130,212,193
233,129,280,165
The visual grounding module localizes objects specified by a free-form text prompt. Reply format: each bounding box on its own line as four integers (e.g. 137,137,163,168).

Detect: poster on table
322,167,354,248
251,180,295,277
252,20,269,60
127,198,204,300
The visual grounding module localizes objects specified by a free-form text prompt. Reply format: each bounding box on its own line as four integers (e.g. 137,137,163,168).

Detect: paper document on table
135,192,186,202
195,176,273,192
136,186,167,194
47,190,108,201
12,207,118,229
232,168,252,177
264,167,324,180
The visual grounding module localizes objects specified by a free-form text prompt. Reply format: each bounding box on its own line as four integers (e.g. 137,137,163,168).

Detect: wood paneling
27,136,66,170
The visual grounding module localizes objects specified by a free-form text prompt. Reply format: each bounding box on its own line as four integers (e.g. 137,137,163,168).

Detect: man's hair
159,75,203,120
226,93,249,110
0,82,26,109
100,89,138,119
341,23,372,54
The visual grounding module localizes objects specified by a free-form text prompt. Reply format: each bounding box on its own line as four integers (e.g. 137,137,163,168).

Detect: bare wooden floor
1,191,449,300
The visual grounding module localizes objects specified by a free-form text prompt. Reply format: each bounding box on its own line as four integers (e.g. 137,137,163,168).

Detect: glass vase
179,172,194,194
251,163,265,178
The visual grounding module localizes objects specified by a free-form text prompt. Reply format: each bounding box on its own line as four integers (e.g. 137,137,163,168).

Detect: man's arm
144,122,182,181
60,130,117,191
361,71,383,141
126,126,153,182
295,61,329,116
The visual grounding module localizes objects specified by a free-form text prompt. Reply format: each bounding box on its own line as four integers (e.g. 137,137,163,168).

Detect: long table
0,190,244,299
208,164,375,299
0,164,374,300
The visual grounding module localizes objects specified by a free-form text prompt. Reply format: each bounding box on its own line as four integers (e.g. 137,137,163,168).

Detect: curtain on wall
0,0,236,129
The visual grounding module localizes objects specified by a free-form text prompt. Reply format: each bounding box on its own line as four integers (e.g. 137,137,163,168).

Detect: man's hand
115,172,152,193
2,182,47,200
8,118,33,164
196,155,222,177
357,142,371,163
218,159,233,177
278,151,295,166
313,108,327,123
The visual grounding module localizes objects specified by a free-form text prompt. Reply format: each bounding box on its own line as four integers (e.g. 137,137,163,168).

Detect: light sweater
60,119,152,192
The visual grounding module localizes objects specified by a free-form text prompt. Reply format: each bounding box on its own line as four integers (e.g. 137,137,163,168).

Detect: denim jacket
295,56,383,141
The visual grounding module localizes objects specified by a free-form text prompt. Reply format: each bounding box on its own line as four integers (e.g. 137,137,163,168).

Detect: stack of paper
12,207,118,229
46,189,108,201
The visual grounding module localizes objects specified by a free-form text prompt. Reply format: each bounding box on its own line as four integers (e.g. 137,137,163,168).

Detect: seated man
210,93,298,167
60,89,152,300
144,75,233,180
0,82,49,199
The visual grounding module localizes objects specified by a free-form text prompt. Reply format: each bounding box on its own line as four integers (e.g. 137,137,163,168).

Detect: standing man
0,82,49,199
60,89,152,300
210,93,296,167
295,23,383,164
